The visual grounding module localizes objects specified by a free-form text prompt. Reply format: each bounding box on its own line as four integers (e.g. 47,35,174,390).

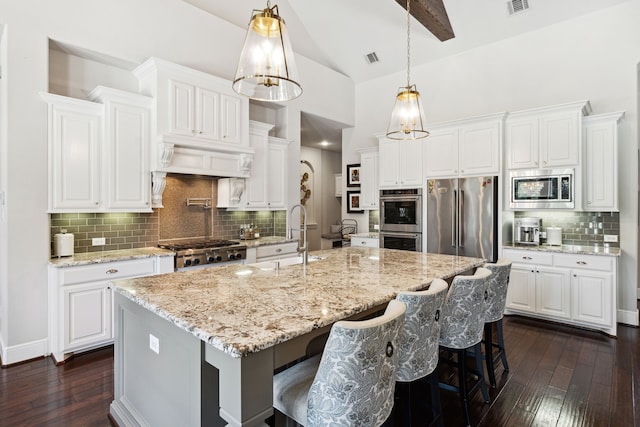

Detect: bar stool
438,268,492,427
483,258,512,387
273,299,406,426
395,279,448,426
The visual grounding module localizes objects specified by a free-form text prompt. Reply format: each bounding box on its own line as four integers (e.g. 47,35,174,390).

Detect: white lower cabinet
503,248,617,336
49,256,174,363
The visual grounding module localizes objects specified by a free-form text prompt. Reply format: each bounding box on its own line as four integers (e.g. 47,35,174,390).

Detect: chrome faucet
288,204,308,265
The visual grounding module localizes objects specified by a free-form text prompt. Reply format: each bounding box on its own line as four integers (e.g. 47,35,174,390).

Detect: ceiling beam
395,0,455,42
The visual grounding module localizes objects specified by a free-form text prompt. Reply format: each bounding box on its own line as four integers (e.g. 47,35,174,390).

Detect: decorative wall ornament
300,172,311,205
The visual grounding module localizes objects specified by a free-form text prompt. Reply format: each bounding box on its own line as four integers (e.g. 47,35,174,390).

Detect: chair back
307,299,406,427
395,279,448,382
483,258,513,323
439,268,492,349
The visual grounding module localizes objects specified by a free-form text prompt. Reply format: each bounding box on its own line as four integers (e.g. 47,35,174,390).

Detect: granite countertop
49,247,175,268
110,247,485,358
503,244,621,257
240,236,297,248
351,232,380,239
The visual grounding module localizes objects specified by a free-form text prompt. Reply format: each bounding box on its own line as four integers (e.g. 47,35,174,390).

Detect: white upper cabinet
506,101,591,170
237,121,289,210
583,112,624,211
359,148,379,209
42,89,153,213
378,137,423,188
425,113,504,178
43,94,103,212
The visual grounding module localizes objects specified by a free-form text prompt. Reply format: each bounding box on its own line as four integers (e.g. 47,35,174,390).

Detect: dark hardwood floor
1,315,638,426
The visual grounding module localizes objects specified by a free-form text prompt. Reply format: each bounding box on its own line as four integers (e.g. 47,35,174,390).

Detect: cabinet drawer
59,258,156,285
502,249,553,266
351,237,379,248
256,242,298,259
553,253,614,272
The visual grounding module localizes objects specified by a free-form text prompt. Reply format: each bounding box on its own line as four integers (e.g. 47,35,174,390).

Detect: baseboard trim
0,338,48,367
617,308,639,327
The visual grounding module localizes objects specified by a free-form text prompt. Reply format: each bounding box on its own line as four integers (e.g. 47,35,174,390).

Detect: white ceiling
182,0,630,150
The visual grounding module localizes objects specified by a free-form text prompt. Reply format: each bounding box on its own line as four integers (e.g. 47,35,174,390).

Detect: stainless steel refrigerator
426,176,498,262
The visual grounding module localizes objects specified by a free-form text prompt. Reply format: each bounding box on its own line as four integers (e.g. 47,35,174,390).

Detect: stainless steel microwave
510,169,574,209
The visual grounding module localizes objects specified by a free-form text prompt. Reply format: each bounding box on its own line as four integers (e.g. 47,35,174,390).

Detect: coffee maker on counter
514,217,541,246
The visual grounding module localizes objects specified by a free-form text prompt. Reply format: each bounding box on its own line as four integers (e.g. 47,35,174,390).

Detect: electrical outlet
92,237,106,246
373,224,379,230
149,334,160,354
604,235,618,243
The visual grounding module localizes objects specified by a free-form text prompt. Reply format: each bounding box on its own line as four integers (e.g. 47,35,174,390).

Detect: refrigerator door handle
459,189,465,248
452,189,457,247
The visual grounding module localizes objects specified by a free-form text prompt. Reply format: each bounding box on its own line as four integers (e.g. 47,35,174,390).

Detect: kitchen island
109,247,485,427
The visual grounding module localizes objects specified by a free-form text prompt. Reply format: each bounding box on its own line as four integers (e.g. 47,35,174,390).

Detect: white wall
347,2,640,323
0,0,354,364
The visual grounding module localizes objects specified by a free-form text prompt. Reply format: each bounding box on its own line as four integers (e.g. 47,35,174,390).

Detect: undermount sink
250,255,325,270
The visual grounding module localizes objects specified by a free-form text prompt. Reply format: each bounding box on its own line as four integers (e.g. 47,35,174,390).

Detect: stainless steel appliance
514,217,541,246
426,177,498,262
158,239,247,271
380,188,422,251
510,168,574,209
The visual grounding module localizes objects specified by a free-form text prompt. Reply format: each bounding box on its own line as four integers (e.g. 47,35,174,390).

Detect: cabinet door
571,271,612,327
540,111,579,167
584,119,617,210
360,151,379,209
505,265,536,313
221,94,242,144
63,282,112,351
379,139,400,187
169,80,195,136
535,266,571,319
195,87,220,140
458,121,500,176
105,101,151,210
506,117,539,169
50,102,102,211
424,128,459,178
399,139,423,186
267,141,287,209
244,132,268,208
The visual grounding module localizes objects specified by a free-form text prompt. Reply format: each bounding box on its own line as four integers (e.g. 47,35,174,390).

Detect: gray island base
108,247,485,427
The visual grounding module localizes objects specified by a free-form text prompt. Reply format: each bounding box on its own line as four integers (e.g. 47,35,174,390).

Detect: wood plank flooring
1,315,638,426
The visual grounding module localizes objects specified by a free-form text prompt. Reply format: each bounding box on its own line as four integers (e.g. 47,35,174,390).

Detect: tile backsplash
514,211,620,247
50,175,287,255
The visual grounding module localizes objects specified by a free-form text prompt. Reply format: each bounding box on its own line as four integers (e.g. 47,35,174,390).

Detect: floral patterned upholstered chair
395,278,449,426
483,258,513,387
438,267,492,427
273,299,406,427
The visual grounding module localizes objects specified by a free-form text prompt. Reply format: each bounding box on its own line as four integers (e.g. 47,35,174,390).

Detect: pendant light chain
406,0,411,88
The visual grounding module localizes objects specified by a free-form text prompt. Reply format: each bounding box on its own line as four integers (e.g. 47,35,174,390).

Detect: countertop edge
49,247,176,268
502,244,621,257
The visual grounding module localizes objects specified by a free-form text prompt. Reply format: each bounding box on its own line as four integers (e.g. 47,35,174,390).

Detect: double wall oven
379,188,422,251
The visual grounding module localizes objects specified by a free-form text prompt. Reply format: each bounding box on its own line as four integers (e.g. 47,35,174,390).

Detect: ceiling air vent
365,51,380,65
507,0,530,15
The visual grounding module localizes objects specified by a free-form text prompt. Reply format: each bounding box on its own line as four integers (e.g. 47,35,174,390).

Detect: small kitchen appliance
510,168,574,209
514,217,541,246
546,227,562,246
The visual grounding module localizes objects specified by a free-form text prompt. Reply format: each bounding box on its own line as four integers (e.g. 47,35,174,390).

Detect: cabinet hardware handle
576,261,587,265
522,256,532,260
275,248,282,253
587,201,592,205
531,270,534,273
536,270,539,273
106,269,119,274
574,274,577,277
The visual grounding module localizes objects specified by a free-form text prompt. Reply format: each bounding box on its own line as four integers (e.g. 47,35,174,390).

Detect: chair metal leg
484,323,497,387
426,369,444,427
395,381,412,427
496,319,509,372
457,349,472,427
473,342,490,403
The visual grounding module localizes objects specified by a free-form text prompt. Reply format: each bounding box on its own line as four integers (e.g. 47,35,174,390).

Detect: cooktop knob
184,259,192,267
193,258,200,265
207,256,215,263
216,255,222,262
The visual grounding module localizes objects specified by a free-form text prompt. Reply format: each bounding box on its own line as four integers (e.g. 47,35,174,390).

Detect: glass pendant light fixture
386,0,429,140
233,1,302,102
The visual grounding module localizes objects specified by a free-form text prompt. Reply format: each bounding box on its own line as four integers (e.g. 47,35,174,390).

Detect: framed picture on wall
346,191,363,213
346,163,361,187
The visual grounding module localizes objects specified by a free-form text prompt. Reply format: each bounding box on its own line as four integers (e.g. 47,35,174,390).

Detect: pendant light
233,1,302,102
386,0,429,140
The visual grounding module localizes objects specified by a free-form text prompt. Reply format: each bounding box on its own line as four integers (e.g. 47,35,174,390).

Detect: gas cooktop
158,240,247,270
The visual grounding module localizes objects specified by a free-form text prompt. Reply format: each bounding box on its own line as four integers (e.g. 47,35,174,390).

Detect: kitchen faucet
288,204,308,265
